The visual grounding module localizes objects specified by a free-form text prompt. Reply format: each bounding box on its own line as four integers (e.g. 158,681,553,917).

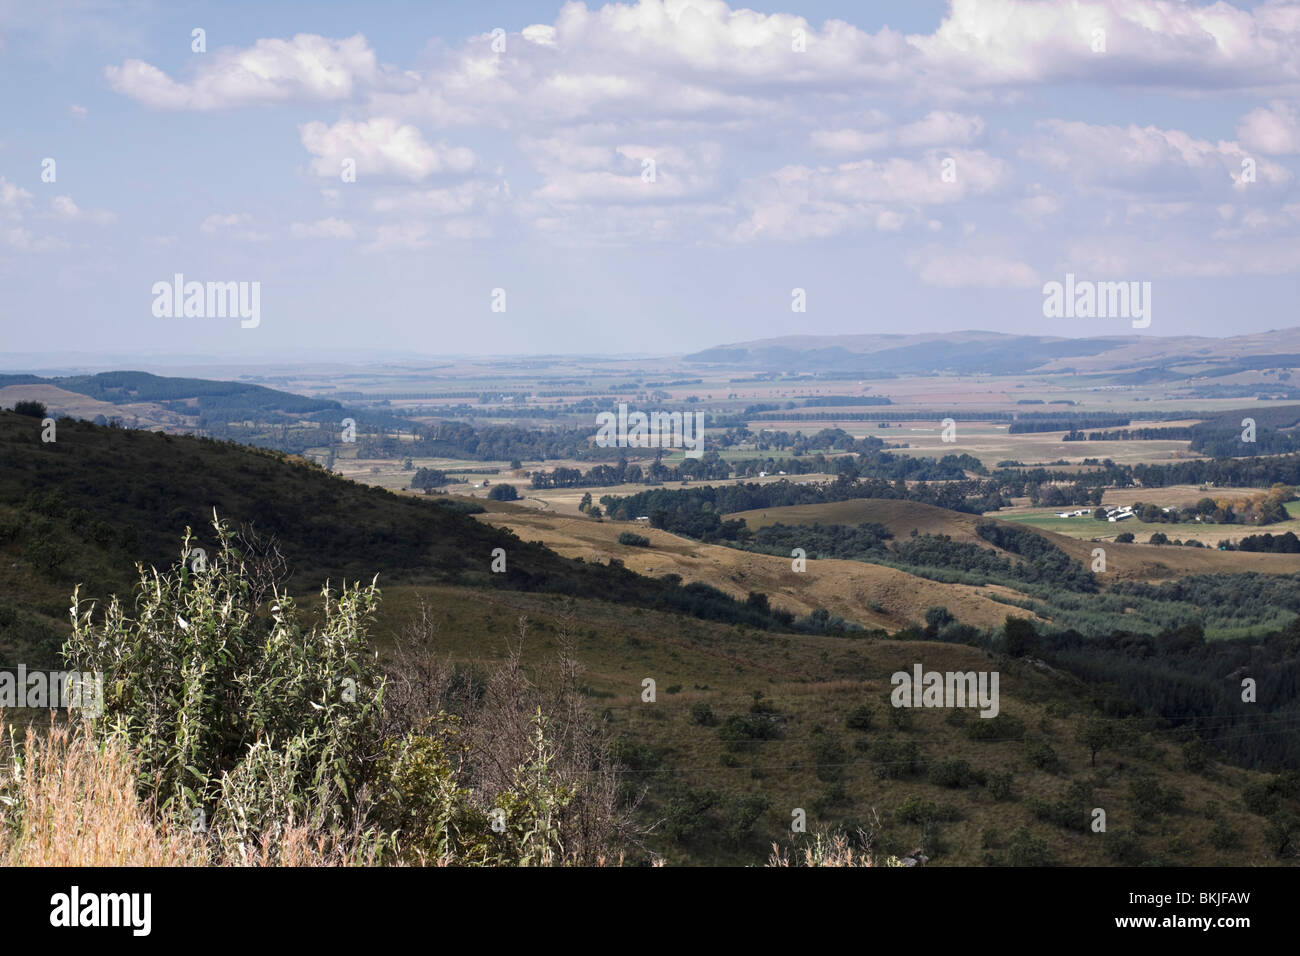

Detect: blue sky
1,0,1298,365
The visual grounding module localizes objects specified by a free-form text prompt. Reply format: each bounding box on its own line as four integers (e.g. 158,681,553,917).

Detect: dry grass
474,507,1042,629
0,719,366,867
0,719,203,866
767,831,899,867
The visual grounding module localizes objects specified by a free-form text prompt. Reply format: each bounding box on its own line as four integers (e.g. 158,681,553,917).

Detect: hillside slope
0,411,778,666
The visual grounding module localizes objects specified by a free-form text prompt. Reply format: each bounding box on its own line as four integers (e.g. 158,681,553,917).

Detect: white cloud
1022,119,1293,196
68,104,87,119
1238,101,1300,155
731,149,1006,241
365,221,431,252
523,133,723,203
200,212,268,242
290,217,356,239
1013,185,1063,226
812,111,985,153
0,176,33,216
51,195,115,224
106,33,381,110
300,117,475,181
372,180,504,217
907,247,1038,288
913,0,1300,92
0,176,62,251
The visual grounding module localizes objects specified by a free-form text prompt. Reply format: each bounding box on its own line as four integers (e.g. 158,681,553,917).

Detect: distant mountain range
685,328,1300,376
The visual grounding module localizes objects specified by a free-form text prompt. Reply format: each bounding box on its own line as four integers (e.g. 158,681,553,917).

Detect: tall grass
0,719,202,866
0,719,376,866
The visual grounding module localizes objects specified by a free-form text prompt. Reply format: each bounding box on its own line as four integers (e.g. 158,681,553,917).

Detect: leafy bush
1006,827,1055,866
726,793,772,844
1104,830,1147,865
1024,737,1062,772
896,795,960,825
985,771,1015,801
929,758,982,789
718,713,783,752
869,737,921,779
64,518,384,858
617,531,650,547
809,730,848,783
689,702,716,726
1129,777,1184,822
965,712,1025,741
1209,820,1241,851
845,704,874,732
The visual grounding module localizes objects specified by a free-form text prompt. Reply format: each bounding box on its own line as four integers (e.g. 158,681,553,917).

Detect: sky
1,0,1299,365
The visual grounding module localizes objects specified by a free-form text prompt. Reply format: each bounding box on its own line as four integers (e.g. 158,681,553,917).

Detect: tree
924,605,954,637
1003,616,1038,658
12,400,46,418
488,484,520,501
411,467,447,493
1077,716,1116,768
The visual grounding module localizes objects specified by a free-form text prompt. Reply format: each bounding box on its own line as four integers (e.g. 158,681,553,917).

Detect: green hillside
1,409,1297,866
0,409,781,668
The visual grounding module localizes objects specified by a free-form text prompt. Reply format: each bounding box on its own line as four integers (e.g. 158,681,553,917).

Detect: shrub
845,704,874,732
809,730,848,783
64,518,383,853
965,712,1025,741
1104,830,1147,865
1006,827,1055,866
718,713,782,752
660,785,720,845
886,697,914,730
689,702,716,726
1129,777,1184,822
929,758,982,789
869,738,921,779
488,484,520,501
1209,820,1241,851
985,771,1015,801
1029,794,1088,832
1265,811,1299,859
1024,738,1061,772
726,793,773,844
1182,737,1208,773
618,532,650,547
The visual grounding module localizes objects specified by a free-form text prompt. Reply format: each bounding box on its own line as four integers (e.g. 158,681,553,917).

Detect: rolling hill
686,328,1300,377
1,408,1297,866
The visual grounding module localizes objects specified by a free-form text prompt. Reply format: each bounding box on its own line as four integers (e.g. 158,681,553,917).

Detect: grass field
357,581,1283,866
1001,496,1300,548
